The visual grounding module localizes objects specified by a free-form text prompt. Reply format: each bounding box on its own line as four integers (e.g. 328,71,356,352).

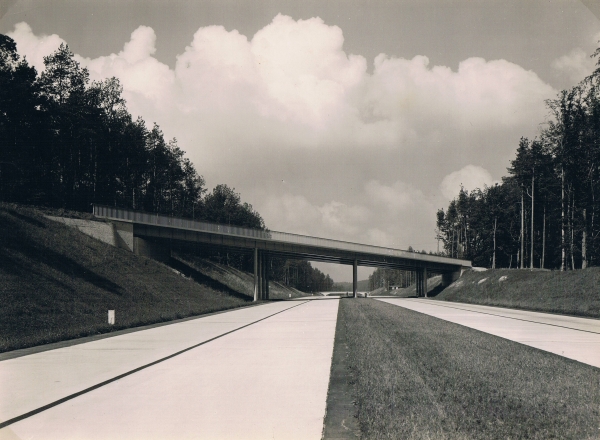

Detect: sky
1,0,599,282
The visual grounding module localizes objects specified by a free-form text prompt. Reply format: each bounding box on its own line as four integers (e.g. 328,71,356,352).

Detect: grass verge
436,268,600,318
339,298,600,439
0,203,253,352
370,275,443,298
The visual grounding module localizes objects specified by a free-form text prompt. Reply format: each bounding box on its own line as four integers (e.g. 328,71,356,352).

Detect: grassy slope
370,275,443,297
174,253,309,299
436,268,600,318
0,203,253,352
339,298,600,439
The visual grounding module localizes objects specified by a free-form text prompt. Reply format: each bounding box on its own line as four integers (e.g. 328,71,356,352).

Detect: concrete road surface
377,298,600,368
0,299,339,440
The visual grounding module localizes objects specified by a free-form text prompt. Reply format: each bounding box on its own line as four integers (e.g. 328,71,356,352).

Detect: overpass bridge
93,205,471,300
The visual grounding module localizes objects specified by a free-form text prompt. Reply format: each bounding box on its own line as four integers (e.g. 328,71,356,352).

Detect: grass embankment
338,298,600,439
369,275,443,297
437,268,600,318
174,253,308,299
0,203,253,352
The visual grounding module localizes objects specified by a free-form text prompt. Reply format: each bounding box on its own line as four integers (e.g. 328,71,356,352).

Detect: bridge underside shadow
94,205,471,301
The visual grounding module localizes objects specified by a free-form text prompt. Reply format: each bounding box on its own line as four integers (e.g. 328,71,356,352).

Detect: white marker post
108,310,115,325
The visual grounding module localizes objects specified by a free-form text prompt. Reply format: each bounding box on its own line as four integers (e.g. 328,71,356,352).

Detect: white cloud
440,165,495,200
365,180,423,213
8,16,554,154
551,32,600,83
365,55,554,132
7,17,557,261
8,22,65,73
76,26,175,109
552,47,596,82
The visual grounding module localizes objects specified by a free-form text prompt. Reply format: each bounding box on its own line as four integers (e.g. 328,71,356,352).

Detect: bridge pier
353,259,358,298
415,268,427,297
265,254,270,300
253,250,270,301
253,248,258,302
258,252,264,300
261,252,267,300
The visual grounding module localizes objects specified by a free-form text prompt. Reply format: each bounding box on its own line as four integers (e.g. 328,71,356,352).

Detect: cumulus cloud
6,17,559,267
440,165,496,200
365,55,554,132
8,16,555,153
76,26,175,109
7,22,65,73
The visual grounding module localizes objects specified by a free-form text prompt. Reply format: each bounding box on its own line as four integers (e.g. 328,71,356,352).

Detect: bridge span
93,205,471,299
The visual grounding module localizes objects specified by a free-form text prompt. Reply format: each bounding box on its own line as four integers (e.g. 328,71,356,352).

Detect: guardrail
93,205,470,267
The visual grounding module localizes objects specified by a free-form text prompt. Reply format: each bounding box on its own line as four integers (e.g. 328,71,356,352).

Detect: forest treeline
436,47,600,270
0,35,331,290
367,246,431,291
0,36,264,226
368,267,415,291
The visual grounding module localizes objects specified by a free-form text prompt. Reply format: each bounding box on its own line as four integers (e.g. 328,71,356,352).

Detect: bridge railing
93,205,470,267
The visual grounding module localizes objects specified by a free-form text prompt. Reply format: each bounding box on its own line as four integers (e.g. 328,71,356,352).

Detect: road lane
1,299,339,440
0,301,306,426
376,298,600,368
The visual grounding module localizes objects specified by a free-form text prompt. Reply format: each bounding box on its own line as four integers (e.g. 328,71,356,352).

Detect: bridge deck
93,205,470,273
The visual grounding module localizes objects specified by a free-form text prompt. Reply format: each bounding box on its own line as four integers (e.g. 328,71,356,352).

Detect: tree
0,34,42,202
201,184,265,229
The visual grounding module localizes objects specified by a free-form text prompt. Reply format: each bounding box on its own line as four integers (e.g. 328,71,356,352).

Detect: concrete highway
2,296,599,440
0,299,339,440
376,297,600,369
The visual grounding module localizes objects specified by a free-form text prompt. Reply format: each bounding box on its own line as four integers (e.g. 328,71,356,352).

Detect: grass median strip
339,298,600,439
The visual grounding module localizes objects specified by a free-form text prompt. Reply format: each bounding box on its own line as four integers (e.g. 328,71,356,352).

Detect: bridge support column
265,254,270,300
415,270,420,297
133,237,171,263
258,252,264,300
261,252,267,300
253,248,258,302
353,259,358,298
423,267,428,298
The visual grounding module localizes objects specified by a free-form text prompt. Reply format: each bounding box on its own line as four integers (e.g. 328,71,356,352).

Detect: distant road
320,291,367,297
0,299,339,439
377,298,600,368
